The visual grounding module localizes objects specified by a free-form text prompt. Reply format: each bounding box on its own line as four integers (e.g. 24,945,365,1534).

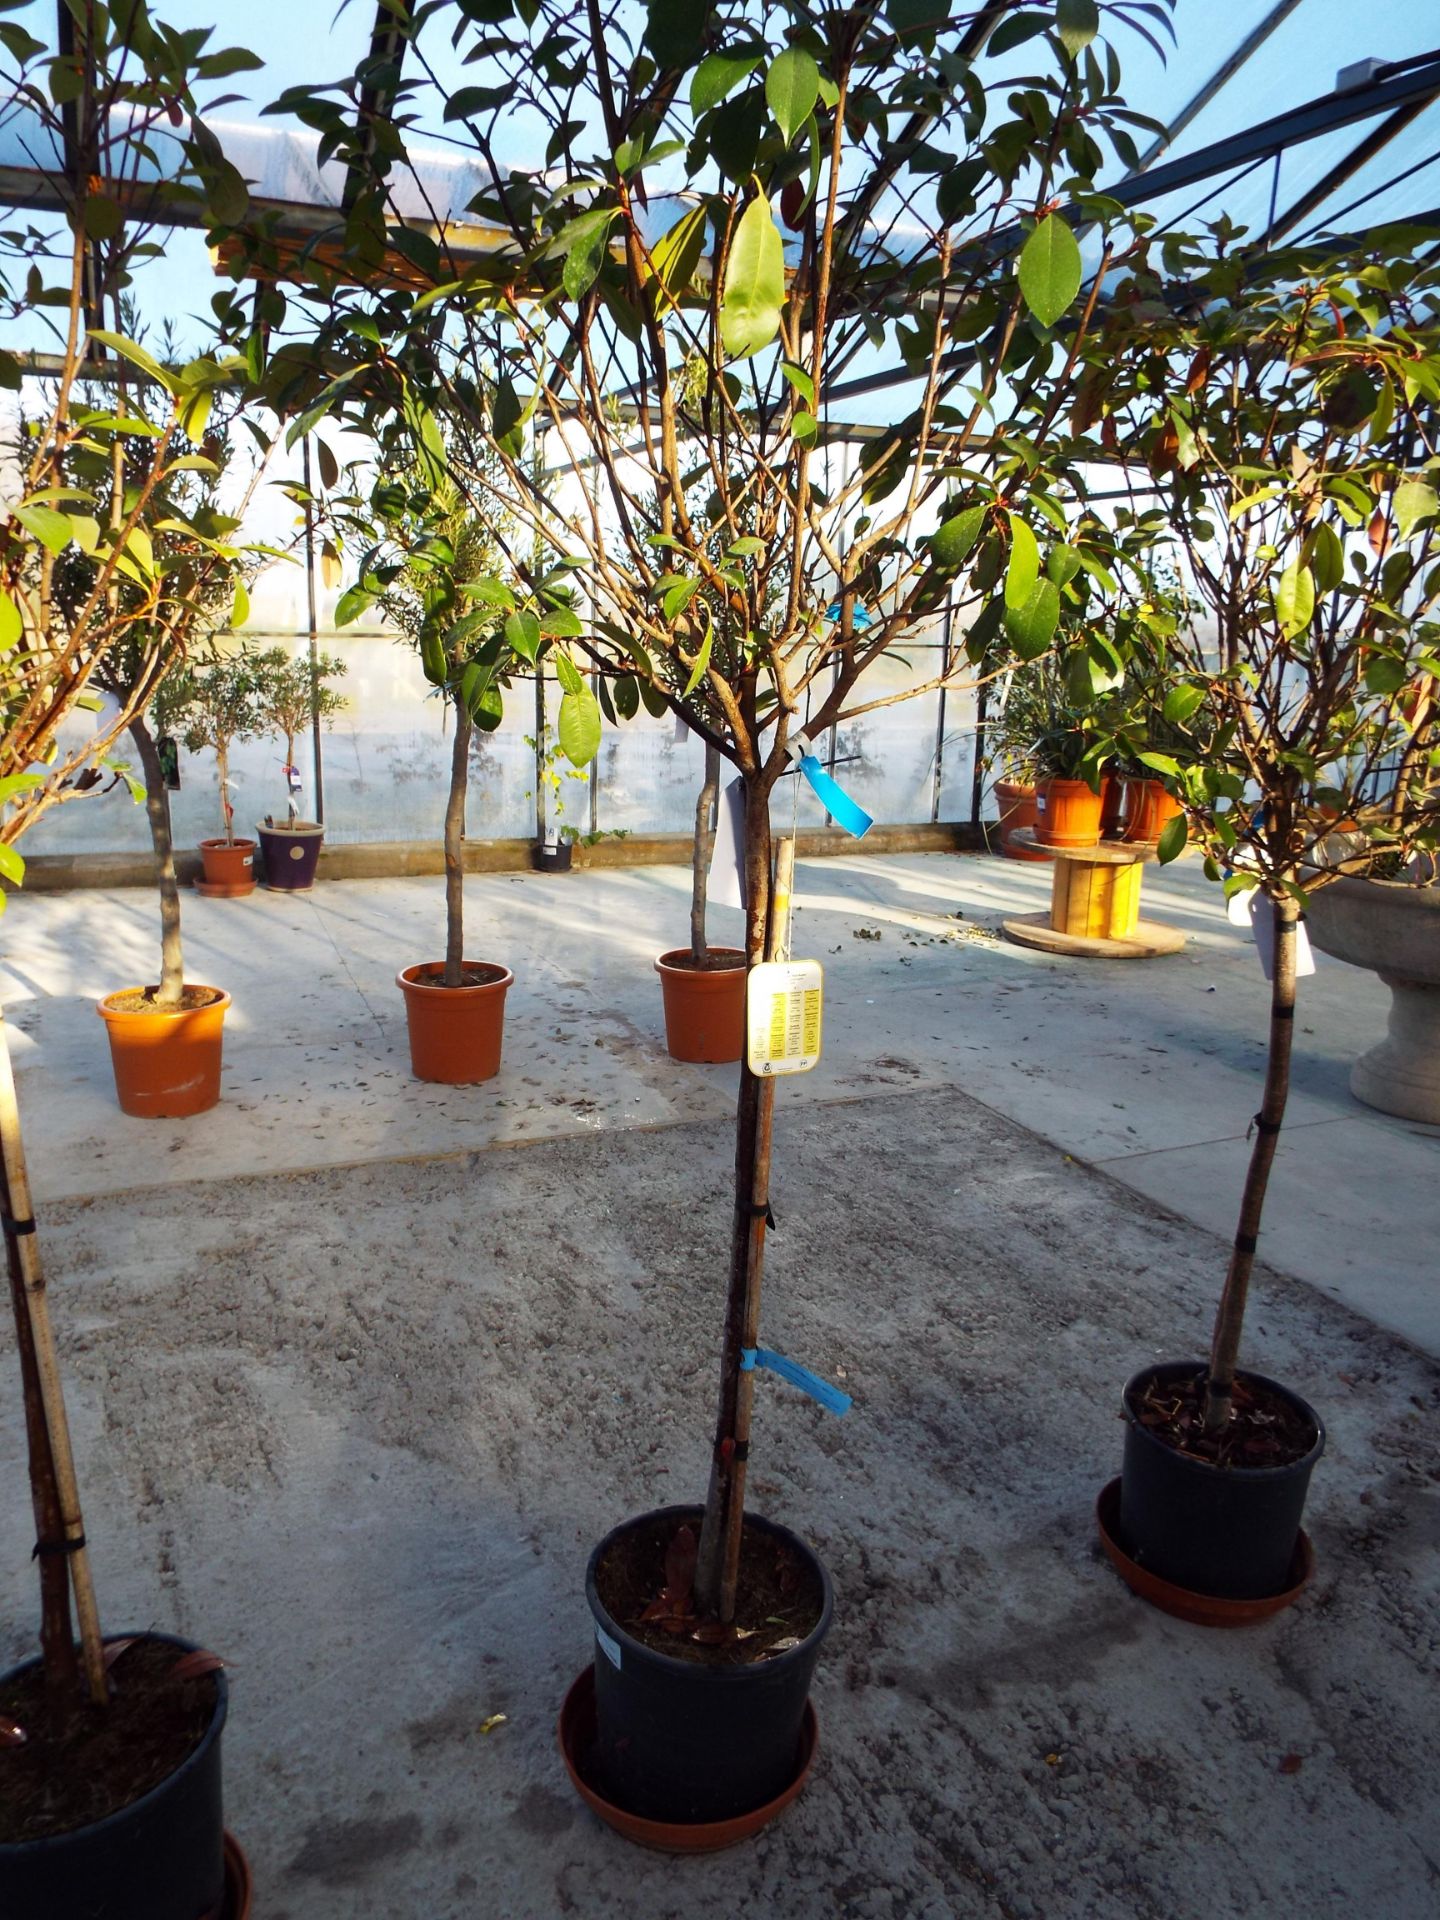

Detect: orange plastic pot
993,781,1050,863
1034,776,1105,849
96,987,230,1118
196,839,256,897
1120,778,1183,846
655,948,746,1062
397,962,513,1084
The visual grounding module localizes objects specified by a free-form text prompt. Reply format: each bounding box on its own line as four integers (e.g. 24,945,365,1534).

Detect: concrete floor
1,852,1438,1918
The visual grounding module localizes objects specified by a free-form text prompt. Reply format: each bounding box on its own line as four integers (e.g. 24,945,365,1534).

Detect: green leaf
643,0,704,70
87,328,178,396
1156,810,1188,865
1136,751,1180,776
691,52,760,115
614,674,640,720
463,576,517,610
421,630,448,685
1162,683,1205,726
650,205,706,307
459,660,499,722
1274,560,1315,639
931,505,985,570
505,610,541,662
335,584,375,626
0,842,23,885
791,411,819,447
765,48,819,145
1004,579,1060,659
0,590,21,650
12,503,72,555
1004,514,1040,608
83,193,123,242
780,360,815,408
1308,521,1344,596
208,162,249,226
470,681,505,731
558,685,601,766
232,579,250,630
720,193,785,359
1394,478,1438,540
553,650,584,696
682,630,713,696
1017,214,1082,330
1056,0,1099,56
562,207,617,301
886,0,952,31
1364,654,1407,697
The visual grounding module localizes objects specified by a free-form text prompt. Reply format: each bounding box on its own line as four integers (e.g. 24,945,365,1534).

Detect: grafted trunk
1204,892,1300,1432
217,741,233,846
690,741,720,965
443,699,471,989
130,717,183,1007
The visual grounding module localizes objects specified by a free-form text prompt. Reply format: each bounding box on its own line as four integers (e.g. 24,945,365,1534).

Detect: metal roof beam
1120,0,1306,182
1260,98,1432,245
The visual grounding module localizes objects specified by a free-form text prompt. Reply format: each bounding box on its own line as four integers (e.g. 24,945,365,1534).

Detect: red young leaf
170,1649,226,1683
690,1621,734,1646
102,1637,138,1671
1278,1753,1304,1775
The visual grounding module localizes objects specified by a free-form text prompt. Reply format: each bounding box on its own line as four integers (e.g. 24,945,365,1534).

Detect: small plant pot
256,820,324,892
223,1832,252,1917
654,948,747,1062
993,781,1050,863
97,986,230,1119
1096,1479,1314,1627
584,1505,832,1827
0,1633,228,1920
1120,778,1183,846
530,838,573,873
196,838,256,898
1034,776,1105,849
397,961,513,1084
558,1666,818,1853
1118,1362,1325,1602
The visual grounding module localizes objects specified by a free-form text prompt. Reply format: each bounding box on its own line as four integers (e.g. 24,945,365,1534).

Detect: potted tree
654,736,749,1062
983,657,1056,863
262,0,1168,1833
1070,228,1440,1614
0,8,266,1911
173,652,263,896
336,456,600,1082
249,644,348,892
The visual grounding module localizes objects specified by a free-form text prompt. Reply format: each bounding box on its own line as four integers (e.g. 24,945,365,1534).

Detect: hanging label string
740,1345,852,1417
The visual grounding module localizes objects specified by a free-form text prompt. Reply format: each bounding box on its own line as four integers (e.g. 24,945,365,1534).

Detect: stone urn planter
1306,877,1440,1123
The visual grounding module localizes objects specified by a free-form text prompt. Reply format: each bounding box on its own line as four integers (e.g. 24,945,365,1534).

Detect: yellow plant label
746,959,823,1076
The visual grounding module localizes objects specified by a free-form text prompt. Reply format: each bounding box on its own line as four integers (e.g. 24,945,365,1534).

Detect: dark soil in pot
0,1633,227,1920
660,951,747,976
585,1505,832,1825
102,984,222,1017
1119,1362,1324,1601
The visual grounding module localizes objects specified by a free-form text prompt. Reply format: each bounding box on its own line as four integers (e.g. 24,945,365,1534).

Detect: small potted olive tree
1071,228,1440,1613
173,652,263,895
249,645,348,891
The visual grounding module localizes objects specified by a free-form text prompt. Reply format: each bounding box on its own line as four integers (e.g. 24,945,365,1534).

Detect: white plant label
746,959,824,1076
1229,889,1315,980
595,1624,622,1670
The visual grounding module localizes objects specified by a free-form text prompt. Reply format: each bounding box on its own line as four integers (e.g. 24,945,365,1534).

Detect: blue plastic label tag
740,1346,852,1417
799,754,872,839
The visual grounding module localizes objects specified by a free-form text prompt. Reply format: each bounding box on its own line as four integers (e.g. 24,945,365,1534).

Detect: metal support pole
301,437,325,826
931,604,952,824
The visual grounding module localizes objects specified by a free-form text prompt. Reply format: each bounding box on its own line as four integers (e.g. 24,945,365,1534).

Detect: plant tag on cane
747,959,823,1076
1241,894,1315,981
595,1624,622,1670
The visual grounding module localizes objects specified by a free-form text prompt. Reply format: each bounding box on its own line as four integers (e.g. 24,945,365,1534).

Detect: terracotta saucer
193,878,256,898
1096,1477,1314,1627
223,1831,252,1918
557,1666,817,1852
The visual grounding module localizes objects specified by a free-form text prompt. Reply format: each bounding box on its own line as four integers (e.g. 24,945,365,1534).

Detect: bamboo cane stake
0,1006,106,1704
717,833,795,1621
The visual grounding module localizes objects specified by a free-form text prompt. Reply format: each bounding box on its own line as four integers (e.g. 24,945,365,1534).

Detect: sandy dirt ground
3,1084,1436,1919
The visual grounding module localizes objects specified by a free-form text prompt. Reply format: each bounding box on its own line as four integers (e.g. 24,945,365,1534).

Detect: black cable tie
1234,1232,1259,1255
731,1440,750,1462
1273,1005,1295,1020
1252,1116,1282,1137
738,1199,777,1229
32,1534,85,1559
2,1217,36,1238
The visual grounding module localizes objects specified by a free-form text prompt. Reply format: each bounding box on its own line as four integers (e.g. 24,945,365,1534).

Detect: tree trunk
0,1007,106,1710
1204,892,1301,1432
217,741,233,846
690,741,720,965
695,777,778,1620
443,699,471,990
131,717,183,1008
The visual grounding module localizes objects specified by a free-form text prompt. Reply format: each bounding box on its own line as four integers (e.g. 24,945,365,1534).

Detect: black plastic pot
1119,1362,1325,1601
530,839,573,873
0,1631,228,1920
585,1505,832,1825
256,820,324,891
